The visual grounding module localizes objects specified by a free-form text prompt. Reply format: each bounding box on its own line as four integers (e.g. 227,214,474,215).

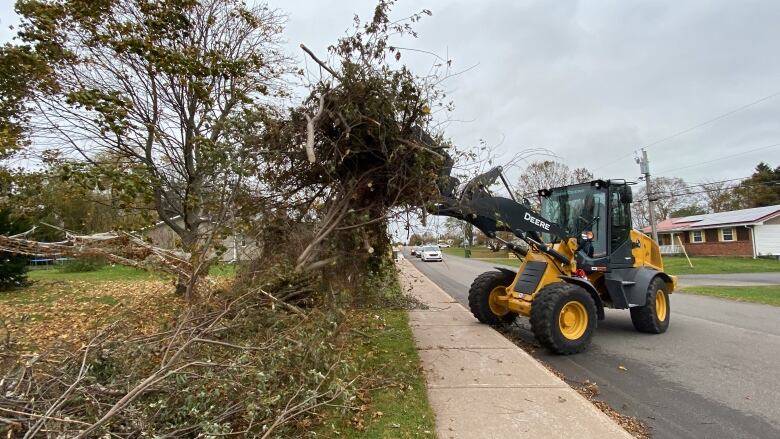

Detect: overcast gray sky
2,0,779,186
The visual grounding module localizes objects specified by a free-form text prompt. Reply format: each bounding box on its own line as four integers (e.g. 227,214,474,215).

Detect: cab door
608,186,634,268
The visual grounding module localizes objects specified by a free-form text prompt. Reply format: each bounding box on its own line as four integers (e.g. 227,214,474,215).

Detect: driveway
404,251,780,439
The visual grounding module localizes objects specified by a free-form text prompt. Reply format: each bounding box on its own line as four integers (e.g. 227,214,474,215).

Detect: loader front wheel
468,271,517,325
630,277,670,334
530,283,596,354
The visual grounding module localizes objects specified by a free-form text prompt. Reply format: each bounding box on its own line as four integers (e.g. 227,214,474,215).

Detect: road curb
399,257,632,439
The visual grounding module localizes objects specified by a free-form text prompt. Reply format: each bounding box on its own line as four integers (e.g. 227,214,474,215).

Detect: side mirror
620,186,633,204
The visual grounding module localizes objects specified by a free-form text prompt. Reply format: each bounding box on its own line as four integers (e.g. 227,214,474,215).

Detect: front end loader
433,167,676,354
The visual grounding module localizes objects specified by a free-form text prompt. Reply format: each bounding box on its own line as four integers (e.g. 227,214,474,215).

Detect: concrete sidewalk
399,258,631,439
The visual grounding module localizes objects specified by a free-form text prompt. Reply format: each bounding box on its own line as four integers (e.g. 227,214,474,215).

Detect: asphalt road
404,251,780,439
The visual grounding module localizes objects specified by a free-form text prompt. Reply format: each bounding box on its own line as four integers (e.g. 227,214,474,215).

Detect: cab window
609,189,632,252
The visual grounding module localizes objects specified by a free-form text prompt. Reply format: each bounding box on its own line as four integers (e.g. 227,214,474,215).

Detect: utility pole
636,148,658,241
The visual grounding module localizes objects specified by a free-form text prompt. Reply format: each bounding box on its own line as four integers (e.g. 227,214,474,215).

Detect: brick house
642,205,780,257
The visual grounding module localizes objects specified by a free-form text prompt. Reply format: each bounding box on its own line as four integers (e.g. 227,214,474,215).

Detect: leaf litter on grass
0,279,184,353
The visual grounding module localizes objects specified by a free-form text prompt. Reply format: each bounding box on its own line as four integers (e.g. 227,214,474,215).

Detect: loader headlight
581,231,594,241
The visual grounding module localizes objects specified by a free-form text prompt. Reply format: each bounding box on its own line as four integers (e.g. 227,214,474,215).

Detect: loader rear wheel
530,283,596,355
468,271,517,325
630,277,670,334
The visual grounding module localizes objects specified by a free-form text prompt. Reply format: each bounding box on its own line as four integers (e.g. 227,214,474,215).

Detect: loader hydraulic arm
431,165,572,265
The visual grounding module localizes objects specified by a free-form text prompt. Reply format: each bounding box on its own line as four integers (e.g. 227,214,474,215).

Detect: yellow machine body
493,231,676,318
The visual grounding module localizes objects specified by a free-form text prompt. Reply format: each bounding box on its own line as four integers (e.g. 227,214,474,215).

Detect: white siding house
754,214,780,257
138,216,259,263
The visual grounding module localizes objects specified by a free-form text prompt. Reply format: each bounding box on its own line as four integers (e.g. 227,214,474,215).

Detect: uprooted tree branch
250,4,453,283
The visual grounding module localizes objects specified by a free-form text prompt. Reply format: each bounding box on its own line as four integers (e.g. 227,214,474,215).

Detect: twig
350,329,372,338
192,338,268,351
23,325,112,438
73,361,220,439
396,138,445,160
257,288,306,318
0,407,91,426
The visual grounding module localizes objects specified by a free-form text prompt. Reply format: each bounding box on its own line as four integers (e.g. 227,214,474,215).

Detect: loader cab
539,180,634,269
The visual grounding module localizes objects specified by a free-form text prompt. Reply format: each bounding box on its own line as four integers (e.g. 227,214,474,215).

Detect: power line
643,91,780,150
679,176,751,188
652,175,753,192
592,89,780,172
650,178,780,199
656,142,780,174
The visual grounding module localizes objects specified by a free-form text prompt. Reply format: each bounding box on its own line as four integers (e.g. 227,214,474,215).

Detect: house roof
641,204,780,233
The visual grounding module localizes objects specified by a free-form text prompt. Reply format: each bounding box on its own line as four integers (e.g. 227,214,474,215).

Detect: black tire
530,283,597,355
630,277,670,334
468,271,518,325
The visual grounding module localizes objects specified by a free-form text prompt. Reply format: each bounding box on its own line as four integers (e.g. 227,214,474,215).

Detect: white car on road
420,245,443,262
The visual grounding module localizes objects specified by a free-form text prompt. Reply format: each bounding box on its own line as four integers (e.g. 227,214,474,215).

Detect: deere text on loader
433,167,676,354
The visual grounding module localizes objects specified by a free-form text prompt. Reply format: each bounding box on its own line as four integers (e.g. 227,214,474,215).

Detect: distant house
642,205,780,258
139,216,259,263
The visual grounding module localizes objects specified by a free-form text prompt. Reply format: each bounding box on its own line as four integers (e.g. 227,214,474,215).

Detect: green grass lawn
441,247,509,258
28,265,163,282
208,263,237,277
318,309,435,438
680,285,780,306
663,256,780,275
477,257,518,267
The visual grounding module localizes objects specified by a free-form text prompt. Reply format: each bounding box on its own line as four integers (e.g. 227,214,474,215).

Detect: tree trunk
177,232,201,301
175,272,189,296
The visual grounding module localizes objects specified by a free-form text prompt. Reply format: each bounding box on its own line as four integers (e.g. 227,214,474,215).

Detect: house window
690,230,705,243
720,228,734,242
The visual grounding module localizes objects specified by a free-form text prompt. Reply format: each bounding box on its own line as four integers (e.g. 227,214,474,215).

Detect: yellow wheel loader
433,166,676,354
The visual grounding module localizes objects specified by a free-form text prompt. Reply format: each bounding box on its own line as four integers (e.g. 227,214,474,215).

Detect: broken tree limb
300,44,339,79
304,91,328,163
0,232,192,281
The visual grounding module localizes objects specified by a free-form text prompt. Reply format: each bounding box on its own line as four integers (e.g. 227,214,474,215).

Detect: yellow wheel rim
559,301,588,340
488,286,509,316
655,289,668,321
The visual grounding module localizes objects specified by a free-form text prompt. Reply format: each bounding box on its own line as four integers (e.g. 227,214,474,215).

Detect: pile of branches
250,2,451,282
1,287,356,437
